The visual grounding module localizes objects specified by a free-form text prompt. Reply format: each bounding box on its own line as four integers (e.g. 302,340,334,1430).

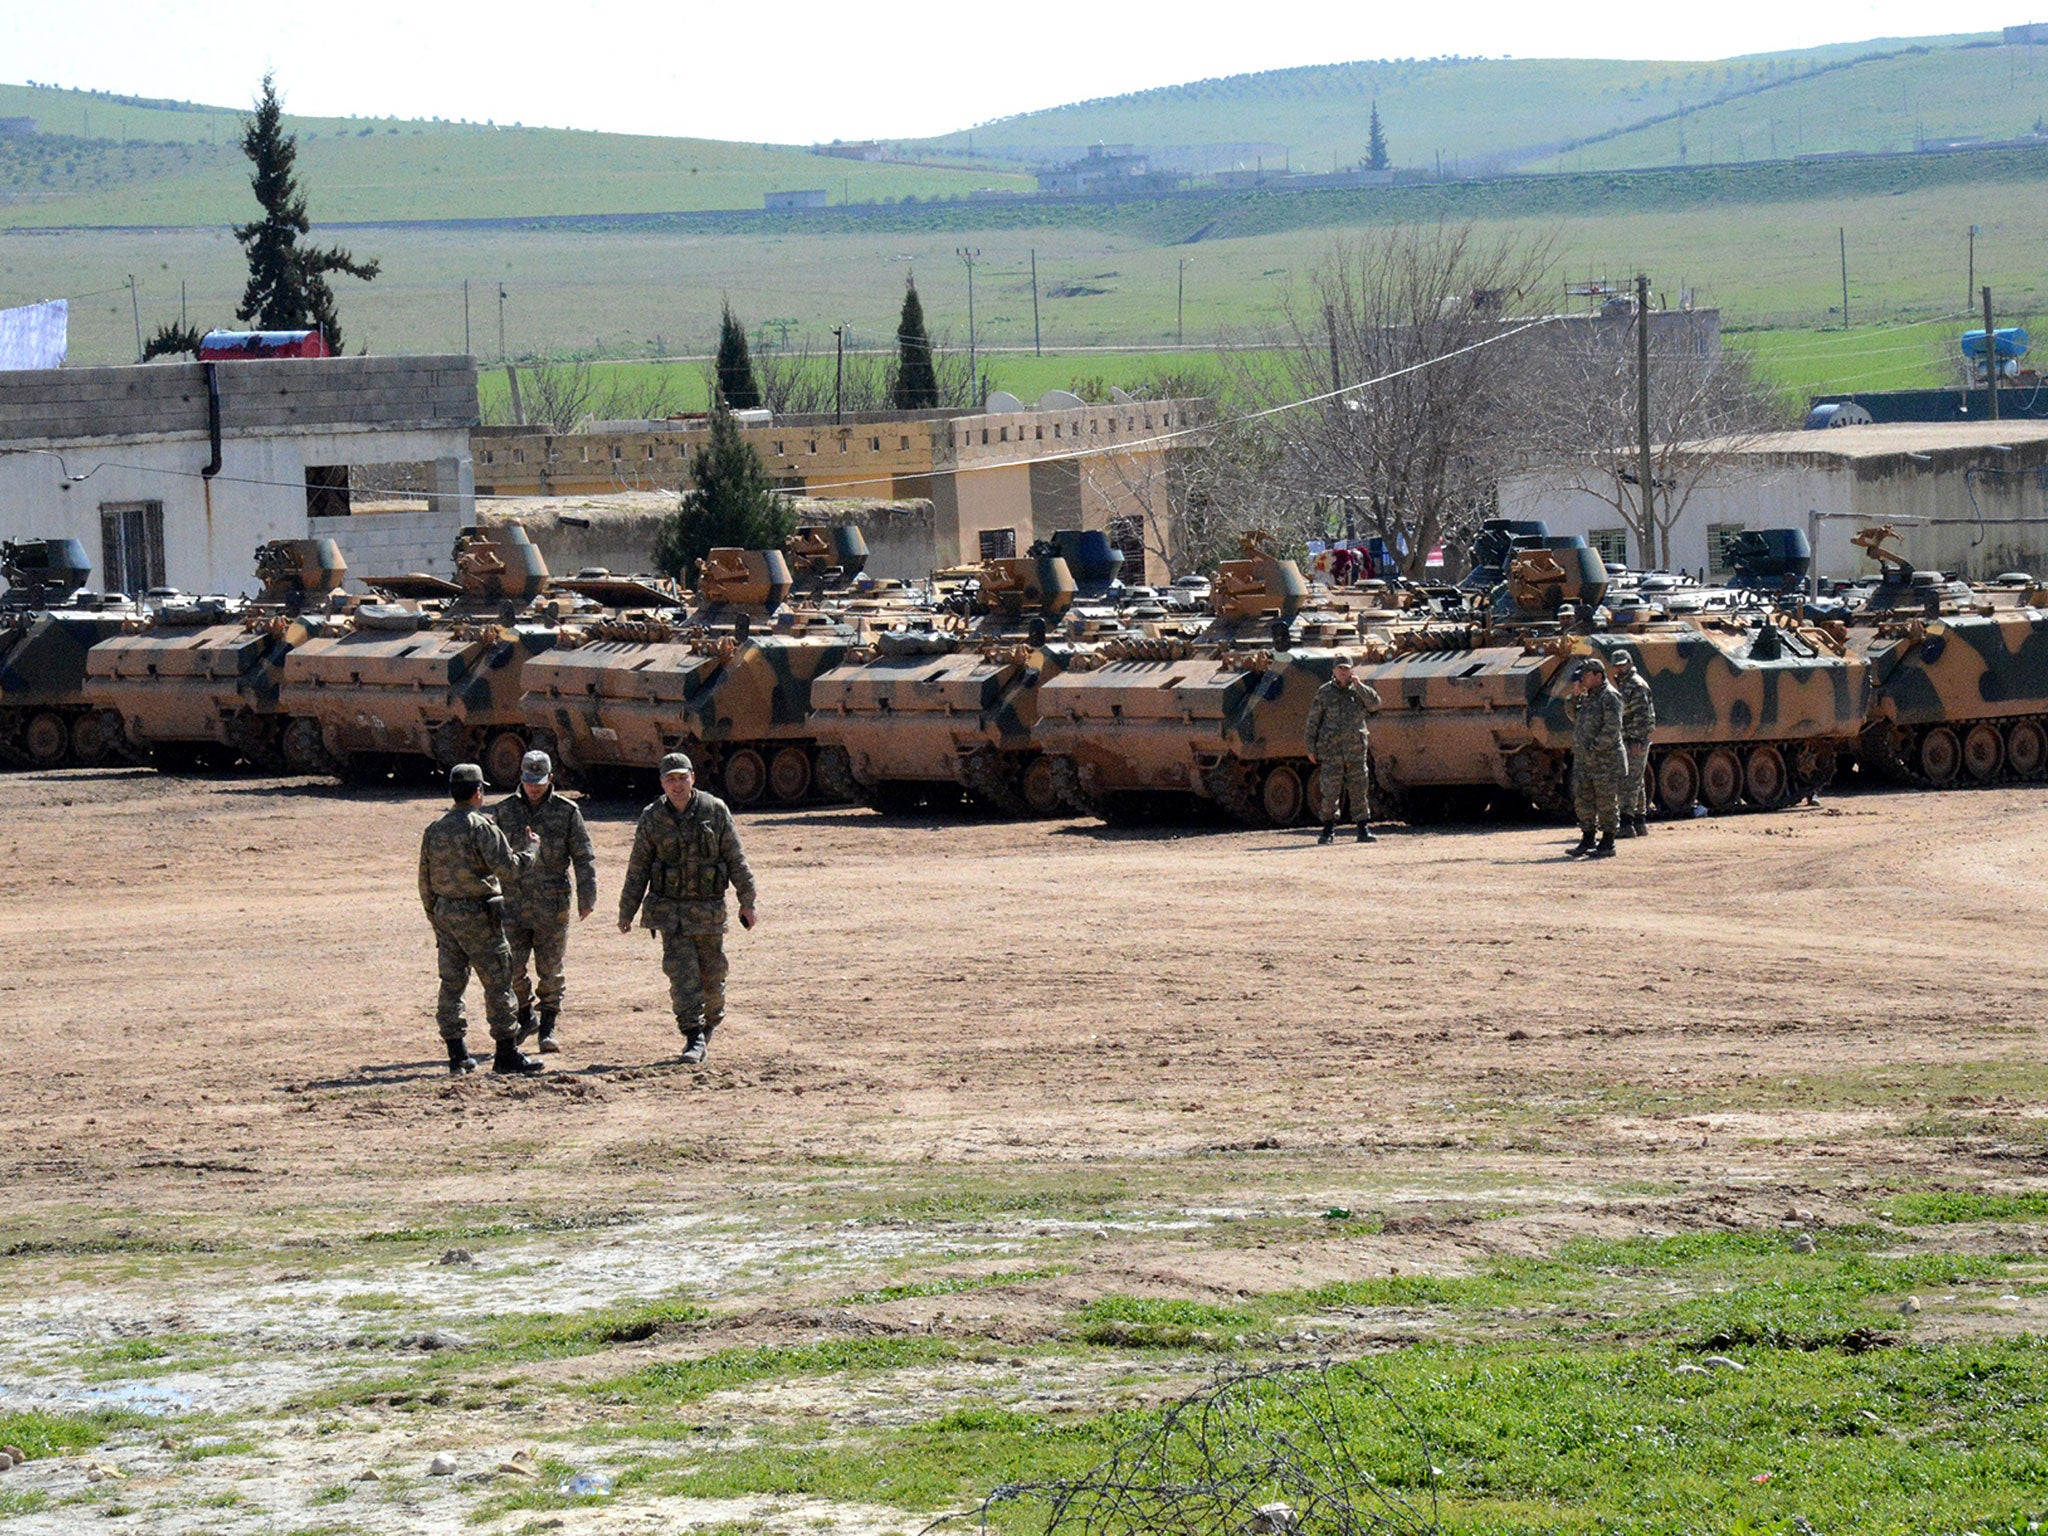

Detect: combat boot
1589,831,1617,859
679,1026,713,1066
1316,823,1335,846
514,1001,537,1045
1355,823,1376,843
536,1008,560,1054
492,1039,544,1076
1634,815,1650,837
446,1039,476,1077
1617,820,1639,839
1565,829,1597,858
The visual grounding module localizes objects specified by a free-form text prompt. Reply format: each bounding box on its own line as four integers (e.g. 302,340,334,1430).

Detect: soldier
618,752,758,1066
491,749,597,1054
1611,651,1656,838
1304,649,1382,845
1564,658,1627,859
419,762,543,1076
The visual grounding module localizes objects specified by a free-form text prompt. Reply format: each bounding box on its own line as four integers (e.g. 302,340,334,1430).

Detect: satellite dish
984,390,1024,414
1803,401,1875,430
1108,386,1135,404
1038,388,1087,410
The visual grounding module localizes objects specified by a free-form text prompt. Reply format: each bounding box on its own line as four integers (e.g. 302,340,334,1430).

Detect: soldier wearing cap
1564,657,1627,859
1609,651,1656,837
618,752,758,1066
419,762,542,1075
1304,648,1382,845
491,749,598,1054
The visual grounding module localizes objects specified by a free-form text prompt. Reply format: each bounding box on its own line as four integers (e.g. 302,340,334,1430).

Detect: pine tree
233,74,378,351
653,408,794,580
141,321,204,362
713,300,761,410
892,275,938,409
1367,101,1390,171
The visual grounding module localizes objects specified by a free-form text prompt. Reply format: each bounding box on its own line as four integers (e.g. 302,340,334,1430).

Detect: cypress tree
892,275,938,409
713,301,762,410
653,408,794,580
1366,102,1390,171
232,74,379,351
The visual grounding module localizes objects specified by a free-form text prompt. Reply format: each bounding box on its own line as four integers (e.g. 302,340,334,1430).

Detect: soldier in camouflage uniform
1610,651,1656,838
419,762,543,1075
1564,658,1628,859
492,750,597,1054
1304,650,1382,844
618,752,758,1066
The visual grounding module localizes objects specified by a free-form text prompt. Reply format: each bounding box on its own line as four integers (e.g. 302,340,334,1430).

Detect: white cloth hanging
0,300,68,370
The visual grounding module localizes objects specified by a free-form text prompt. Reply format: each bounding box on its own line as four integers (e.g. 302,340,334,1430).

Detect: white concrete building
1499,421,2048,583
0,355,478,597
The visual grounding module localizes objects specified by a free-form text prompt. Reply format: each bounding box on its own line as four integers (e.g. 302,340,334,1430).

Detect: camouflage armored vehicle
521,547,861,805
85,539,350,772
810,551,1121,815
278,524,561,785
1842,528,2048,787
0,539,146,768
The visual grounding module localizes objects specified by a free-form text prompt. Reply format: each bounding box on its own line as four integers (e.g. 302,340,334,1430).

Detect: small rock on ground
428,1454,456,1477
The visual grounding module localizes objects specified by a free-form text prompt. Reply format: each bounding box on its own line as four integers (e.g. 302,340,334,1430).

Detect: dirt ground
0,766,2040,1531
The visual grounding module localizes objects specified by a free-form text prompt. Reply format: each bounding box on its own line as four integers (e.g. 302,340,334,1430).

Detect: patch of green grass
594,1336,966,1409
310,1483,352,1505
838,1269,1060,1306
0,1490,50,1515
334,1292,410,1313
1888,1190,2048,1224
173,1435,256,1461
1071,1294,1259,1350
480,1295,710,1360
0,1409,148,1460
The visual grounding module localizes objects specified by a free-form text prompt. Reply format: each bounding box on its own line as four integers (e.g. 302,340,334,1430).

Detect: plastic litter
561,1472,613,1496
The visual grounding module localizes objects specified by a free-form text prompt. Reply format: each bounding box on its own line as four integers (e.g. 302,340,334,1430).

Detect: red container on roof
198,329,332,360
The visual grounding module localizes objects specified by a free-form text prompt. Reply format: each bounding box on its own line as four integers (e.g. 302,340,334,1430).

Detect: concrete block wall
313,509,463,586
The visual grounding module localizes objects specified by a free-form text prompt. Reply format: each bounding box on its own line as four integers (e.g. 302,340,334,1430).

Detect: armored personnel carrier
86,539,350,772
278,524,562,786
0,539,146,768
810,551,1120,815
521,547,860,805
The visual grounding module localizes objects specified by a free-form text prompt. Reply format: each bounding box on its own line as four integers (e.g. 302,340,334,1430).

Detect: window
1034,425,1043,440
305,465,351,519
772,440,784,455
1108,514,1145,578
1587,528,1629,567
870,436,881,451
898,435,910,451
100,501,165,596
1706,523,1747,578
978,527,1017,560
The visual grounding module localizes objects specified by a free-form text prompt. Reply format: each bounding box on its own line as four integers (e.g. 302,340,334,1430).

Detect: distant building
0,118,36,138
764,189,830,211
2005,21,2048,43
812,141,886,161
1035,143,1178,196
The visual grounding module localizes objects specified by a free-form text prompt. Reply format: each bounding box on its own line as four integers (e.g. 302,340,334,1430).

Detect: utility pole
1984,285,2001,421
497,283,507,361
463,279,471,357
1967,224,1979,311
179,280,187,330
1838,228,1850,328
127,275,142,363
956,247,981,402
1324,303,1343,394
1177,257,1194,348
832,324,846,425
1636,273,1656,568
1030,248,1041,357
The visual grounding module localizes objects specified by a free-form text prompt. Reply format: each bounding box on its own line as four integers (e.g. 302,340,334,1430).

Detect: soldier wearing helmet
618,752,759,1066
419,762,541,1075
1304,648,1382,845
491,749,597,1055
1564,657,1628,859
1608,651,1656,837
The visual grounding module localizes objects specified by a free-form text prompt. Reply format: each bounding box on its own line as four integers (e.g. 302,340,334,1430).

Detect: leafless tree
1519,322,1789,570
488,360,689,432
1247,223,1557,578
746,334,983,417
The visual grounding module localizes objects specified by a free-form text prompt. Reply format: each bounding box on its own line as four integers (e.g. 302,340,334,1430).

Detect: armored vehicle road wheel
1918,726,1962,787
768,746,812,804
1260,763,1307,827
482,730,528,789
1048,754,1106,818
1698,747,1742,812
722,747,768,806
2006,720,2048,780
1743,744,1790,809
21,710,68,768
1020,755,1064,817
281,717,340,777
1963,723,2005,783
68,711,114,767
813,745,857,803
1790,742,1837,796
1653,751,1698,815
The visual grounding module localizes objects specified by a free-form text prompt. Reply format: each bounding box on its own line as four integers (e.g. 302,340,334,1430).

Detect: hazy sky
1,1,2029,143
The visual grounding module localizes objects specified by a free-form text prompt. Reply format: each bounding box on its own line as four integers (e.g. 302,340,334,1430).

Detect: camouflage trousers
431,900,519,1046
505,904,571,1016
1572,747,1631,836
1621,740,1652,819
1316,751,1372,824
660,929,728,1035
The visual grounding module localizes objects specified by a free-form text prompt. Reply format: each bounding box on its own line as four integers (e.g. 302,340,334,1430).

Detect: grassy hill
912,34,2048,176
0,83,1027,228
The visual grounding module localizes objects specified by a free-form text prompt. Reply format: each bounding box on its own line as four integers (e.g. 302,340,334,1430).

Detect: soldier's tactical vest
654,812,728,902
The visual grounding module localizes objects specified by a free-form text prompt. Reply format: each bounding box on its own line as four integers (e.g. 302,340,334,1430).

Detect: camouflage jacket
491,787,598,919
618,790,757,937
1304,678,1381,758
1617,670,1656,746
418,806,535,917
1567,683,1627,765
